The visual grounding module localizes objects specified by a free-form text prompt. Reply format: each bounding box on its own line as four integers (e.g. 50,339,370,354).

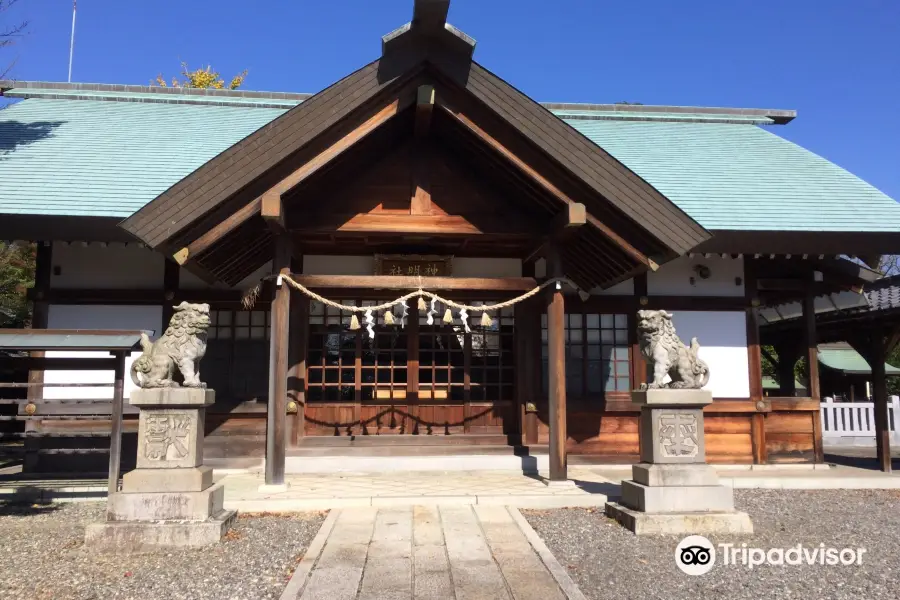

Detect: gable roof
113,55,708,258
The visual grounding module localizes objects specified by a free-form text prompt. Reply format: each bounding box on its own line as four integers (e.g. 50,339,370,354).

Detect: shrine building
2,0,900,484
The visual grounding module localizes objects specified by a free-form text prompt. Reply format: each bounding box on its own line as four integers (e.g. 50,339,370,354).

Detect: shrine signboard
375,255,452,277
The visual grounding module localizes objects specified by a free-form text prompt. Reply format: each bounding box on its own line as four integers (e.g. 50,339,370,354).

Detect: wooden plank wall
535,400,818,464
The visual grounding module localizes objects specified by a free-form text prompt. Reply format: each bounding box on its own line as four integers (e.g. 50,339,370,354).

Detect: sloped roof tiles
1,83,899,231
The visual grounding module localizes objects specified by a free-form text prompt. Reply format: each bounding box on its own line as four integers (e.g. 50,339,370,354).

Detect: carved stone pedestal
606,389,753,535
85,388,235,551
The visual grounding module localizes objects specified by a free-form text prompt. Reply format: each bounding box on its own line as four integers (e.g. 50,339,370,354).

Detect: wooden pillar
288,255,307,446
870,333,891,472
265,235,291,486
630,273,648,389
25,242,51,472
161,258,180,332
744,260,766,463
546,249,567,481
802,290,824,463
802,291,820,400
108,351,127,494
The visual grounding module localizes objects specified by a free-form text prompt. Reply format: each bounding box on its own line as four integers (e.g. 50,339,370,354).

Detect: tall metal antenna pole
67,1,77,82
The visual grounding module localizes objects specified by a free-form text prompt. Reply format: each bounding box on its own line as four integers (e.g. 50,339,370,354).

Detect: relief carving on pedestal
658,413,699,457
144,413,191,461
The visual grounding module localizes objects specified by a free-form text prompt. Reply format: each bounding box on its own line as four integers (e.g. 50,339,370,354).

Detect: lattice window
541,312,631,398
468,302,515,402
307,299,358,402
419,300,466,401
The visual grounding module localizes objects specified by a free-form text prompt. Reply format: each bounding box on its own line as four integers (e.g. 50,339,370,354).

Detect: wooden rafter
435,101,656,271
415,85,434,138
524,202,586,263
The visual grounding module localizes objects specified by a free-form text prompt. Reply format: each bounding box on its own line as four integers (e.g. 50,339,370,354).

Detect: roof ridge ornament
381,0,476,59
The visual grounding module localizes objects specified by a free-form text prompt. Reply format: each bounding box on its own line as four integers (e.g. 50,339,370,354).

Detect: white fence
820,396,900,446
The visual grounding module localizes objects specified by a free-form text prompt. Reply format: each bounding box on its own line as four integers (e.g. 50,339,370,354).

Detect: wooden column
288,255,307,445
546,249,567,481
744,260,766,464
631,273,648,389
802,291,821,400
108,351,127,494
265,234,291,485
802,289,824,463
161,258,180,332
24,242,52,472
870,333,891,473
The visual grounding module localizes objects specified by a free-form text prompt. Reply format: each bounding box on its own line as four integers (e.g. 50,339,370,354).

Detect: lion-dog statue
131,302,211,388
636,309,710,390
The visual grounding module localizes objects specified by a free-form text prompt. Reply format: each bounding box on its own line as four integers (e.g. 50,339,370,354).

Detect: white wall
666,311,750,398
51,242,163,289
43,305,162,400
648,256,744,297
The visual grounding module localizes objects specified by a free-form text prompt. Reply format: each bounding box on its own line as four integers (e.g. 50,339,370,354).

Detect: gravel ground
525,490,900,600
0,502,326,600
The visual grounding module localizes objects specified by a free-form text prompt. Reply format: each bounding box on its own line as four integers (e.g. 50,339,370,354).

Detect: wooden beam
436,102,654,270
292,274,538,291
290,212,536,236
415,85,434,138
265,234,292,486
546,248,568,481
261,194,286,234
174,98,405,265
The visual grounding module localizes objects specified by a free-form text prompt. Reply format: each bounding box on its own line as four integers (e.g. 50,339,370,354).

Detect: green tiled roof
564,119,900,231
817,344,900,376
0,98,285,217
1,87,899,231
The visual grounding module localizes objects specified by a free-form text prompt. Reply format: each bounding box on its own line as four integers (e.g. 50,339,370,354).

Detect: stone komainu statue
130,302,211,389
636,309,710,390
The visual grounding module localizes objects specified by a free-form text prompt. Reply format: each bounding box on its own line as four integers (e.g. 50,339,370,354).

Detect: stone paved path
285,505,579,600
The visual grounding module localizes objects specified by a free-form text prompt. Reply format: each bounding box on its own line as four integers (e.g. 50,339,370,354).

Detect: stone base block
85,510,236,552
621,480,735,513
107,483,224,521
122,466,213,493
632,463,720,487
631,389,713,407
605,502,753,535
130,387,215,408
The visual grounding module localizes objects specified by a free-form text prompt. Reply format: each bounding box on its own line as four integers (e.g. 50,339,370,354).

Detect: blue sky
4,0,900,202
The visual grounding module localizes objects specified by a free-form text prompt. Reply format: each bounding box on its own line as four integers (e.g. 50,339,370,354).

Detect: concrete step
297,434,514,447
285,451,550,474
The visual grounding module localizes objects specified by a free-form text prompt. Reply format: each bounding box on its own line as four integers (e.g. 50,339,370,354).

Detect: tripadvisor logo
675,536,867,575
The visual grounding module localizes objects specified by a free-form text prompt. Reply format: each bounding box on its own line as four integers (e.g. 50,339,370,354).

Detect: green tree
0,241,35,328
154,62,247,90
1,0,28,78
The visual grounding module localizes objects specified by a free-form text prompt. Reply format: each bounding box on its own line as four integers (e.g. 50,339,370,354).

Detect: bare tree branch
0,0,28,78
